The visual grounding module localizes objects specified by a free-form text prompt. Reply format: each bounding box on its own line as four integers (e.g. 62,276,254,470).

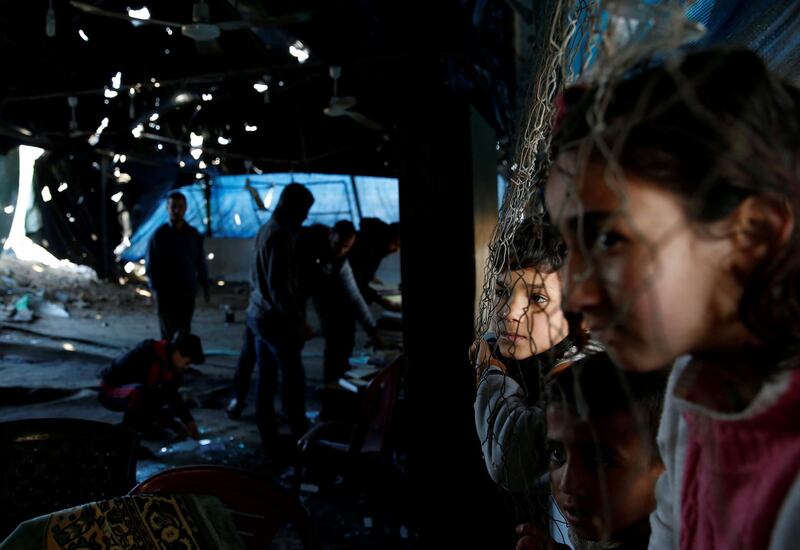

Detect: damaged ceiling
0,0,519,176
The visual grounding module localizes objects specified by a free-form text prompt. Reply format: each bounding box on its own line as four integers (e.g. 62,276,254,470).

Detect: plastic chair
130,465,317,549
298,355,404,471
0,418,139,539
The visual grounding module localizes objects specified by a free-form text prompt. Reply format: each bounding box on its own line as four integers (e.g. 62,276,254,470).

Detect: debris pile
0,255,150,323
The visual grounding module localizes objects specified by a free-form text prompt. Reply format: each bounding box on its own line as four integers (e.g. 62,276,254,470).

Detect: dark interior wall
398,86,512,545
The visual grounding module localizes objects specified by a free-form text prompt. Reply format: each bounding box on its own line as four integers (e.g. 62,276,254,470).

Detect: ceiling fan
70,1,310,43
323,66,384,132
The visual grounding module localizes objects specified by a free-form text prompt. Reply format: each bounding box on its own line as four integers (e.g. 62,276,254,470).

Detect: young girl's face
494,267,568,360
546,404,663,541
546,153,744,371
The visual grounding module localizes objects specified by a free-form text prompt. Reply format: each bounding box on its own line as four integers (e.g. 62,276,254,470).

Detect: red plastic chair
298,355,403,471
130,465,317,549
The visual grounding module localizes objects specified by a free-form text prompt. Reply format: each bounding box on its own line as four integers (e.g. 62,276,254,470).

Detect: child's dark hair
493,217,566,274
552,48,800,356
546,353,669,461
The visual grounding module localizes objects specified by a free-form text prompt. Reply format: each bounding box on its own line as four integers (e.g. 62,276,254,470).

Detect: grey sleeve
338,260,376,331
474,367,547,492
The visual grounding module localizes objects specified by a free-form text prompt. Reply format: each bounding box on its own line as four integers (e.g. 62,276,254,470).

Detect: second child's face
494,268,568,360
546,153,743,371
546,404,663,542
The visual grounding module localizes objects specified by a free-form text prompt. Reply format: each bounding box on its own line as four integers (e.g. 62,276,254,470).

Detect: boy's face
546,152,742,372
546,403,663,542
494,268,568,360
171,350,191,370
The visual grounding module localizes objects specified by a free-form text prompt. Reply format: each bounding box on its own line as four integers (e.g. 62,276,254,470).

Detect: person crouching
98,332,205,439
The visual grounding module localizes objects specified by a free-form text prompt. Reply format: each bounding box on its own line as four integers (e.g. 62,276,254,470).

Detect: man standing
226,220,378,418
349,217,401,309
303,220,379,385
146,191,210,341
247,183,315,457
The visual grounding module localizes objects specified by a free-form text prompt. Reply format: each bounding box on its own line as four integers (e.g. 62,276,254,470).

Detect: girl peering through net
473,217,591,493
546,48,800,549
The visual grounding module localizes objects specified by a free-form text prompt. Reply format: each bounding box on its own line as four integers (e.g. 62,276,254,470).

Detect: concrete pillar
398,87,510,545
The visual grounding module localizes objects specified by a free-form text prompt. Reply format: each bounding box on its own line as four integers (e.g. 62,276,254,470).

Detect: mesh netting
471,1,749,545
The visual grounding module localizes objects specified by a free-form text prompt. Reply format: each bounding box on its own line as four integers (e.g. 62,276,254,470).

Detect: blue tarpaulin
121,173,399,261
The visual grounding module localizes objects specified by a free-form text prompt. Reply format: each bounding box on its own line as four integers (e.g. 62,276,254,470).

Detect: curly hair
551,48,800,358
493,217,566,274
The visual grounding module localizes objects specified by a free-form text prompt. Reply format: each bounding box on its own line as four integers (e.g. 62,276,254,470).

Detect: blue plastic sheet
121,173,400,261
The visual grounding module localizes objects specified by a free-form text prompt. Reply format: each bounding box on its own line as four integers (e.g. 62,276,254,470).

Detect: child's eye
530,293,549,305
547,443,565,466
596,231,625,251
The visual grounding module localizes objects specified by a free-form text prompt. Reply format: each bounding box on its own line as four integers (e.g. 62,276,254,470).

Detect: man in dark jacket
146,191,210,340
98,332,205,438
348,217,401,308
247,183,315,455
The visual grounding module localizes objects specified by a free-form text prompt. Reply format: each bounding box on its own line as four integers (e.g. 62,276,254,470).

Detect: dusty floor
0,257,413,548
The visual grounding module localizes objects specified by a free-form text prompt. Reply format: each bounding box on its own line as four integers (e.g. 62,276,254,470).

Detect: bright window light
111,71,122,90
111,191,123,203
217,136,230,146
263,186,275,209
190,148,203,160
5,146,75,268
57,182,68,192
41,186,52,202
79,29,89,42
128,7,151,20
253,82,269,93
245,124,257,132
190,132,204,147
289,40,310,63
